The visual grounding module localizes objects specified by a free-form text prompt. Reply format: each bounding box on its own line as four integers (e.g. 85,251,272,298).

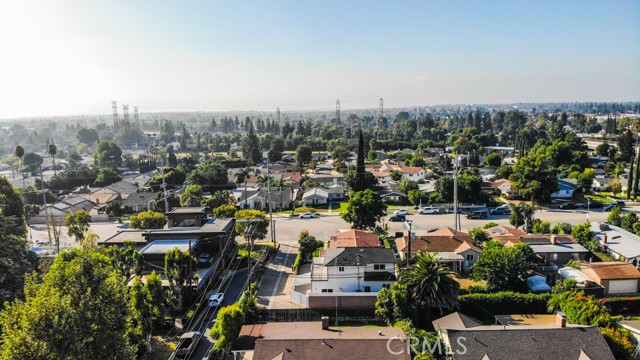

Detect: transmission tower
122,104,130,126
134,106,139,123
376,98,384,141
336,99,340,123
111,101,119,127
277,107,280,123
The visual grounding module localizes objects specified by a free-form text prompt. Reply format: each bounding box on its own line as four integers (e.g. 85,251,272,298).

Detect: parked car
175,331,202,358
419,207,440,214
615,200,626,207
394,209,410,216
198,253,211,264
34,239,48,246
208,293,225,307
490,205,510,215
299,212,318,219
388,214,406,222
466,210,488,219
604,203,620,212
559,202,577,209
585,201,604,208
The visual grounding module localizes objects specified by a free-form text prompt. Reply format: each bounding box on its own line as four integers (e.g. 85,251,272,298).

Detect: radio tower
277,107,280,123
336,99,341,124
134,106,139,123
112,101,119,128
376,98,384,141
122,105,130,126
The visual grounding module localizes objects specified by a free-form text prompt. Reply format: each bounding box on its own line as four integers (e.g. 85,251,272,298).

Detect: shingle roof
396,227,480,254
446,327,615,360
580,262,640,280
400,166,423,174
324,247,396,266
330,230,380,248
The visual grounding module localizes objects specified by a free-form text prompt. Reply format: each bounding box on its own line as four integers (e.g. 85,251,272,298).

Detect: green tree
390,169,402,181
106,240,142,280
184,161,230,192
610,178,623,197
397,178,418,195
211,304,245,351
164,248,196,312
471,241,535,292
201,190,234,209
65,210,92,243
0,176,26,236
14,145,25,173
295,144,312,166
129,211,167,229
22,152,43,172
93,140,123,168
552,278,577,294
485,152,502,167
94,167,122,187
0,248,136,359
607,207,622,227
533,220,552,234
571,222,596,251
235,210,269,244
180,184,204,207
128,276,152,356
407,189,427,207
0,232,36,310
468,227,490,246
331,145,350,163
355,130,367,191
298,230,322,260
237,287,259,324
621,212,638,232
241,126,262,165
341,189,387,230
76,128,99,146
509,147,558,202
213,204,238,218
145,271,166,328
509,202,537,231
344,169,377,191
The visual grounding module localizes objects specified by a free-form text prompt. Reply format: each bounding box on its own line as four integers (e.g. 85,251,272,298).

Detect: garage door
609,280,638,294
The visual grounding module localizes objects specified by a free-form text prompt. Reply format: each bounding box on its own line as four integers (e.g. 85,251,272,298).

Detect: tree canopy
341,189,387,230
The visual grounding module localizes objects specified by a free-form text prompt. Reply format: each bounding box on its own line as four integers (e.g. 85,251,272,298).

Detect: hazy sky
0,0,638,119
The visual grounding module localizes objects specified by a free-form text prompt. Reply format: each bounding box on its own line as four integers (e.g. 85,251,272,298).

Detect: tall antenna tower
112,101,119,127
122,105,130,125
134,106,139,123
376,98,384,141
336,99,341,123
277,107,280,123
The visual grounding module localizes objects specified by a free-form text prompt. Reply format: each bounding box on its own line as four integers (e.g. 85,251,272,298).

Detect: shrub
601,327,635,360
458,292,550,322
130,211,167,229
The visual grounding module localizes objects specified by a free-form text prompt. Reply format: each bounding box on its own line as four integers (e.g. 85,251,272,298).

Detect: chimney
321,316,330,330
556,311,566,328
550,235,557,245
602,235,608,244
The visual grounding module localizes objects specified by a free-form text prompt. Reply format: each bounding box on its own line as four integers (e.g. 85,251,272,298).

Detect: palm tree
235,167,250,209
48,141,57,176
180,184,203,207
398,252,460,321
15,145,25,188
509,202,537,231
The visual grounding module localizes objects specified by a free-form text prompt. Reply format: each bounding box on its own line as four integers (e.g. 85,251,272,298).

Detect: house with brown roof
484,225,526,246
233,320,411,360
580,262,640,295
396,227,482,272
517,234,590,267
330,230,380,248
490,178,514,198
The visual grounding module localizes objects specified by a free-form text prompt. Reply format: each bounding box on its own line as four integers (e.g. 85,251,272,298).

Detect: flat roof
99,230,147,245
139,239,198,255
529,243,589,253
558,266,596,283
495,314,559,326
166,207,207,214
591,222,640,259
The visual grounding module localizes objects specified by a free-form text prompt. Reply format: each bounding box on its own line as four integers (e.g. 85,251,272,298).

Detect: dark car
491,206,510,215
559,202,577,209
585,201,604,209
388,214,406,222
604,203,620,212
466,210,488,219
616,200,626,207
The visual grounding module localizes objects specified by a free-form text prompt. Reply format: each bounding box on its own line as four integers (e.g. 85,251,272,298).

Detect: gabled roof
400,166,423,174
303,187,329,199
323,247,396,266
330,230,380,248
396,227,480,254
580,262,640,280
446,327,615,360
432,312,483,331
518,234,577,245
484,225,525,245
121,192,159,207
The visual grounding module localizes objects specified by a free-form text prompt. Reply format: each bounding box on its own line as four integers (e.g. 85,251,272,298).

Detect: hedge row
458,292,551,322
600,296,640,315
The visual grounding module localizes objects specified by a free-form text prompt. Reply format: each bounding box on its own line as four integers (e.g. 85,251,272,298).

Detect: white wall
311,263,395,293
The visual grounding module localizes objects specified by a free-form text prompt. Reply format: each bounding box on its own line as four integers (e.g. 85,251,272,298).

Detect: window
321,289,333,293
364,286,371,293
466,254,474,261
551,253,558,261
374,264,386,270
338,266,344,272
383,284,391,289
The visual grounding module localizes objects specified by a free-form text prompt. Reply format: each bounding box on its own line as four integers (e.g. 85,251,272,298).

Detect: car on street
34,239,48,246
466,210,488,219
394,209,410,216
615,200,626,207
175,331,202,358
419,207,440,214
388,214,406,222
559,202,577,209
198,253,211,265
578,201,603,209
490,205,510,215
299,212,318,219
604,203,621,212
208,293,225,307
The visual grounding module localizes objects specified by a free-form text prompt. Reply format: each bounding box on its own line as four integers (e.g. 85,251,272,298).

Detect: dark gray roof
325,247,396,266
447,327,615,360
98,230,147,245
121,192,159,207
105,180,139,194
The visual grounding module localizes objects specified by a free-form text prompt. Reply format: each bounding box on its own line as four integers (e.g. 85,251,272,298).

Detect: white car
34,239,48,246
209,293,225,307
419,207,440,214
299,212,318,219
394,209,410,216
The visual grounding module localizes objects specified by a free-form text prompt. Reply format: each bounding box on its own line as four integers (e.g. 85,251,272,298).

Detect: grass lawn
312,244,324,258
453,275,486,291
237,243,275,259
587,194,615,203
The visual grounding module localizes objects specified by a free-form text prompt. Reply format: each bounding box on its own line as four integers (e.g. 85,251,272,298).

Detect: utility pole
336,99,340,123
40,165,52,246
376,98,384,141
267,156,275,243
406,221,413,266
160,163,170,213
453,154,459,231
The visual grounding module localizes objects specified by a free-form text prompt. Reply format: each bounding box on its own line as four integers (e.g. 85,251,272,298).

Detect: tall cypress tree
627,152,634,200
634,146,640,199
356,130,366,192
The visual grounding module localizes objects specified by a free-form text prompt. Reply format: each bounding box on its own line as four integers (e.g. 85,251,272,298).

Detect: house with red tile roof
330,230,380,248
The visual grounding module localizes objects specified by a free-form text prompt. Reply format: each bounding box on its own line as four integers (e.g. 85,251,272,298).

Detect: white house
551,178,577,199
302,186,344,206
400,167,426,181
310,247,397,294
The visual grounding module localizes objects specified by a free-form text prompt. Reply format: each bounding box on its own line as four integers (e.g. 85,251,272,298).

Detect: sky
0,0,638,119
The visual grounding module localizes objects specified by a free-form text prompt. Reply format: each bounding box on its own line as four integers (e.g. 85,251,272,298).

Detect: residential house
591,222,640,262
302,187,343,206
34,196,96,224
395,227,482,272
330,230,380,248
120,192,159,213
592,177,626,192
490,178,514,199
166,207,208,227
379,189,407,203
557,266,605,298
400,166,425,181
579,262,640,295
484,225,526,246
551,178,577,199
233,321,410,360
517,234,589,267
433,312,615,360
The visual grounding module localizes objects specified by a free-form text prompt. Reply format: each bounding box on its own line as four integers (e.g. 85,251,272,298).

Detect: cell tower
112,101,119,127
277,107,280,123
123,104,130,124
134,106,139,123
376,98,384,141
336,99,340,123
